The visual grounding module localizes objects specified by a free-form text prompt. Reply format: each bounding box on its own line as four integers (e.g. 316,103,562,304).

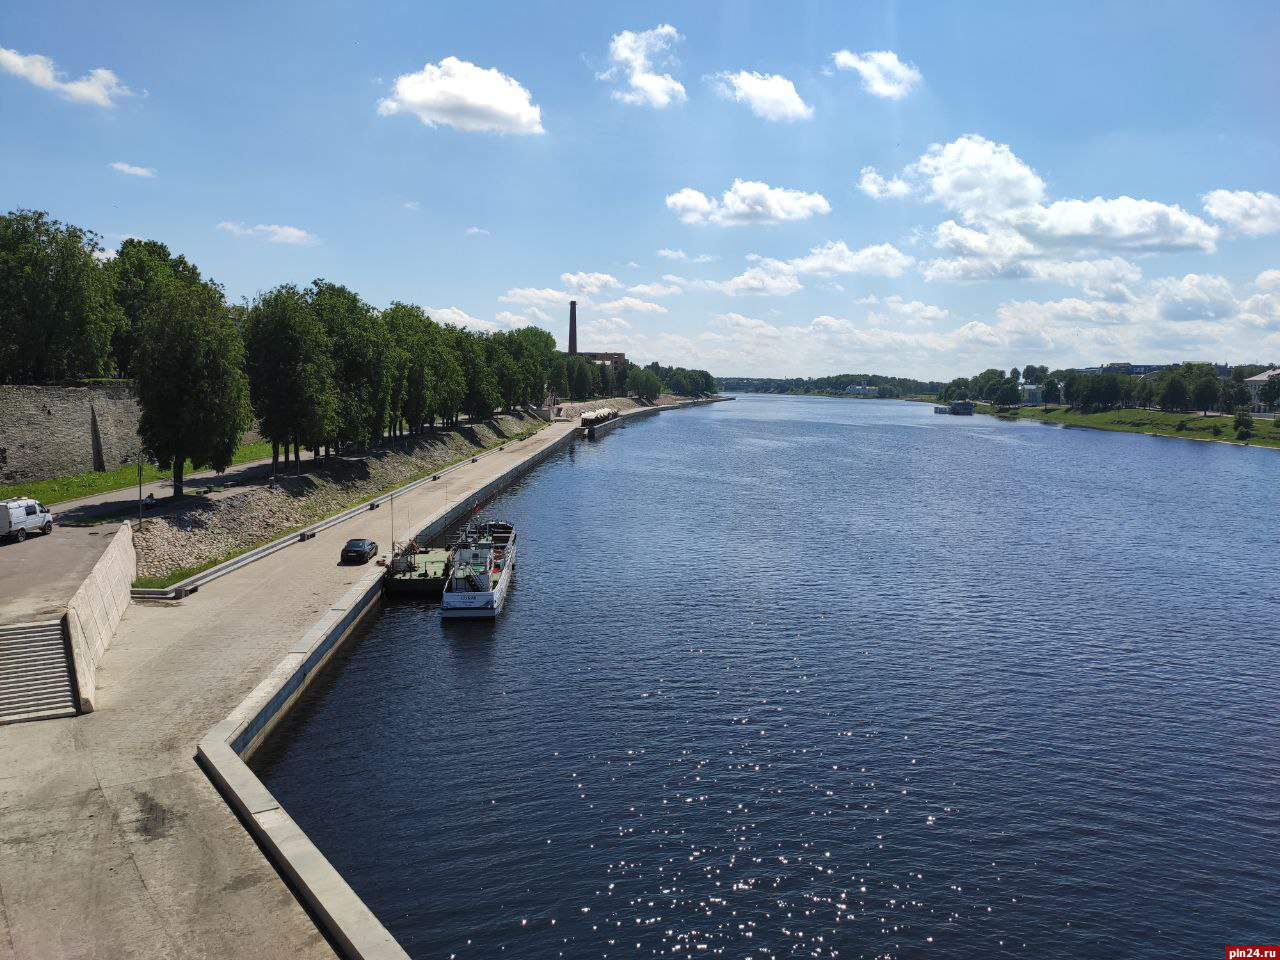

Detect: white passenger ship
440,520,517,619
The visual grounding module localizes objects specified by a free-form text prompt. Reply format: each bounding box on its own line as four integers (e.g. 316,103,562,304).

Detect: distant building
1020,383,1043,405
1091,362,1168,377
566,301,625,378
843,383,877,397
1245,367,1280,411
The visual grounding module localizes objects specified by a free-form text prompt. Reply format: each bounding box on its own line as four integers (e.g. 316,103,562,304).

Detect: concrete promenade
0,420,579,960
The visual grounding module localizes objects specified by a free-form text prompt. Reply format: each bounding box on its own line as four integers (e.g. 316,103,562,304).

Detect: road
1,448,352,627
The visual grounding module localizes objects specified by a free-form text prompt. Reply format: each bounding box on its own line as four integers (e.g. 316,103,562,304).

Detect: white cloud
666,179,830,226
377,56,544,134
831,49,922,99
1022,196,1218,252
493,310,534,328
711,70,813,121
0,47,131,107
1203,189,1280,237
860,295,949,327
561,272,621,295
707,263,804,297
498,287,572,307
110,161,155,178
429,305,500,332
909,134,1046,223
217,221,317,245
596,296,668,314
703,240,913,297
786,240,914,278
465,225,489,235
857,166,910,199
896,134,1220,295
904,135,1218,253
598,24,686,108
1255,269,1280,290
627,282,682,297
403,200,421,211
657,248,717,262
1152,273,1237,322
923,222,1142,298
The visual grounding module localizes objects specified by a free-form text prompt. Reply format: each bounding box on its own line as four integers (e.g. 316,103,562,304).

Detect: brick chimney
568,300,578,355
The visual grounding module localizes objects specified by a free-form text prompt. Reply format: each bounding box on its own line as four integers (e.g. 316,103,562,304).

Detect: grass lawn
0,439,274,507
985,404,1280,449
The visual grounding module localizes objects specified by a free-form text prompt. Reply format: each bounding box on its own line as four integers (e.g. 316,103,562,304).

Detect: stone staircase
0,619,78,724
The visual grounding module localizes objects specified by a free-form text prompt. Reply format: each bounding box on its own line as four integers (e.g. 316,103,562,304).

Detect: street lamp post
137,446,154,528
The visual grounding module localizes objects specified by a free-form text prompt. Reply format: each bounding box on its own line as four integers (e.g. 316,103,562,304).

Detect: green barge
384,546,452,597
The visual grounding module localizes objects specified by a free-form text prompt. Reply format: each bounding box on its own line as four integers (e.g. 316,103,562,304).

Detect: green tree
243,284,338,472
1134,378,1155,408
108,238,203,378
994,378,1021,407
1041,377,1060,406
1216,379,1249,414
492,347,524,411
309,281,391,449
1191,376,1220,415
0,209,121,383
1259,373,1280,408
453,331,499,421
1234,407,1254,440
1158,374,1189,412
428,344,466,426
133,276,250,496
599,361,615,397
630,367,662,402
568,356,593,400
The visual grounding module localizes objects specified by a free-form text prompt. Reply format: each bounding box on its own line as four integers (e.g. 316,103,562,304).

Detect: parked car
1,498,54,544
340,538,378,564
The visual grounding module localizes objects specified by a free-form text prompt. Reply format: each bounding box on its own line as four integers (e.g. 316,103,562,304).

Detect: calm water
253,396,1280,959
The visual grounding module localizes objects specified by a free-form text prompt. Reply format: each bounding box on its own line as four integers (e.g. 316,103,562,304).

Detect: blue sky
4,1,1279,380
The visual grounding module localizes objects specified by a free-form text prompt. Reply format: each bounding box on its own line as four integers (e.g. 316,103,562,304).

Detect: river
252,395,1280,959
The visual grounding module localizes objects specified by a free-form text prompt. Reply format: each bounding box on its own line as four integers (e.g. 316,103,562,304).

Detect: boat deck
385,548,452,596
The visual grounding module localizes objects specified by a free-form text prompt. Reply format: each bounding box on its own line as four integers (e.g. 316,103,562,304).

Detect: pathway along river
253,395,1280,959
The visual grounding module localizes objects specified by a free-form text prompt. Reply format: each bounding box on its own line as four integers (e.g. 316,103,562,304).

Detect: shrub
1211,425,1222,436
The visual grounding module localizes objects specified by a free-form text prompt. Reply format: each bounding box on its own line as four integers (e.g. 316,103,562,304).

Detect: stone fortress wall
0,382,142,486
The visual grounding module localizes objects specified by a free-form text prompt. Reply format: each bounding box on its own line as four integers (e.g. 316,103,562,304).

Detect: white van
1,498,54,543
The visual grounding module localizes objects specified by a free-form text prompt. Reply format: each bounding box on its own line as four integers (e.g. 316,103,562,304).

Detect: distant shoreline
980,403,1280,450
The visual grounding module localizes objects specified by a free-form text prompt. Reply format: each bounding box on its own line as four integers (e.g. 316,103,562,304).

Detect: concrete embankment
64,522,135,713
0,399,722,959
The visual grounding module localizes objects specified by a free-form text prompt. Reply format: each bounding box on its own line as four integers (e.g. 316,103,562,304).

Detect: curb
196,565,406,960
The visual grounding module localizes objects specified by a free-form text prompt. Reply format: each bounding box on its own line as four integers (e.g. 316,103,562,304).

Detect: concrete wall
65,523,135,712
0,382,264,486
0,382,141,485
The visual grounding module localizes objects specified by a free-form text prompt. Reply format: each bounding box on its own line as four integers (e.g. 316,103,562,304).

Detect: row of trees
940,362,1280,415
717,372,943,397
1,208,716,494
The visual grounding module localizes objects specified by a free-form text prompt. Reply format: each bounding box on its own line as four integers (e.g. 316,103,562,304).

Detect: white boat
440,520,517,619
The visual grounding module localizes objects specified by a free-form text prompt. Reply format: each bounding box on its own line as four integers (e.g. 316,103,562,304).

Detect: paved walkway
0,421,577,960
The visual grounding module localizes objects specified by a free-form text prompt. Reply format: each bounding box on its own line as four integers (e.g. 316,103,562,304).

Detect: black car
340,538,378,563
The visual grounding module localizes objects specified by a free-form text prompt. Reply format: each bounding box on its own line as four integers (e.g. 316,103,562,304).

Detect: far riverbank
980,403,1280,450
